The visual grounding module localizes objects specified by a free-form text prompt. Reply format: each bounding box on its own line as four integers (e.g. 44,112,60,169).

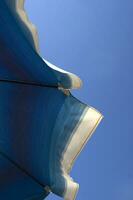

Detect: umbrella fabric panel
0,152,49,200
0,1,81,89
0,81,102,199
0,0,56,86
0,81,66,186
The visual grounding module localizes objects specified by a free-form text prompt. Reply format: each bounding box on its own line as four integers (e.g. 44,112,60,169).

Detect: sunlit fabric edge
63,107,103,200
48,94,103,199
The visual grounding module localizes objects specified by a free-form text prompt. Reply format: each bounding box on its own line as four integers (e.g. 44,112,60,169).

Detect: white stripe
43,59,82,89
62,107,103,200
16,0,39,52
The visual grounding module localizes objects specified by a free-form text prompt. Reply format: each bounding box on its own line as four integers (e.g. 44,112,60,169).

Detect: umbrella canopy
0,1,103,199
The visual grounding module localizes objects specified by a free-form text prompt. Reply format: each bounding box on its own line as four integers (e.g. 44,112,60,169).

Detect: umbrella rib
0,79,58,88
0,150,45,188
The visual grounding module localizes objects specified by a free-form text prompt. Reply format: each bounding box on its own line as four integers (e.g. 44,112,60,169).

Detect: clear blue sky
26,1,133,199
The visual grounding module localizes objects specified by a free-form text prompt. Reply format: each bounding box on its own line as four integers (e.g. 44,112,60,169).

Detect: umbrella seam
0,150,45,188
0,79,58,88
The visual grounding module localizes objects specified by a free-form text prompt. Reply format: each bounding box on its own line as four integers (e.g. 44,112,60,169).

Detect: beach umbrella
0,1,103,199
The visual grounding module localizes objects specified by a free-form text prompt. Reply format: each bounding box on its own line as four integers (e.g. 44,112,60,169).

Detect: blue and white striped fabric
0,1,103,199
